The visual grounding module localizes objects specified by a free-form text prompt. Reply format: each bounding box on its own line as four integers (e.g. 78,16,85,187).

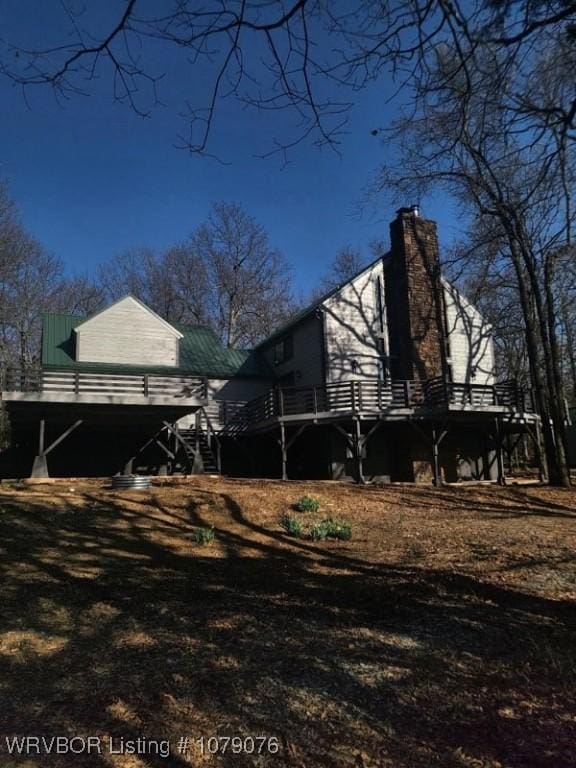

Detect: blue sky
0,1,461,298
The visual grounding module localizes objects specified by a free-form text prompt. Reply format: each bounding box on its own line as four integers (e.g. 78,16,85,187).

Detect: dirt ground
0,477,575,768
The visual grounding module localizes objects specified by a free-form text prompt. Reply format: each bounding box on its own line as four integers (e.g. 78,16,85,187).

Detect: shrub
192,526,215,545
282,514,304,538
310,518,352,541
310,521,329,541
325,518,352,541
294,494,320,513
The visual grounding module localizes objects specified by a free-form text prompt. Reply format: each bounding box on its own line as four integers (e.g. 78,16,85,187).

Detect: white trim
74,295,184,339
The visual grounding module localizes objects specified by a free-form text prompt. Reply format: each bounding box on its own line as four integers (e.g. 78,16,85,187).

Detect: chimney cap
396,205,420,217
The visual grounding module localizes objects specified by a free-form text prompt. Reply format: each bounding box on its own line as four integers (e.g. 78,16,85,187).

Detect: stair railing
197,405,222,474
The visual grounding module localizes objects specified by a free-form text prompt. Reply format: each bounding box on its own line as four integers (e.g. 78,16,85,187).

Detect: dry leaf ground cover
0,477,575,768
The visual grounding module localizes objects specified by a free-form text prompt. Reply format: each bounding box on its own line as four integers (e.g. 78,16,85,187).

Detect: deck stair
177,428,218,474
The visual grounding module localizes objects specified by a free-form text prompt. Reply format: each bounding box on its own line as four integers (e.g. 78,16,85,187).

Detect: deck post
216,438,222,475
31,418,83,478
354,418,365,484
494,417,506,486
195,411,201,457
431,423,442,487
31,419,49,478
280,421,288,480
38,418,45,455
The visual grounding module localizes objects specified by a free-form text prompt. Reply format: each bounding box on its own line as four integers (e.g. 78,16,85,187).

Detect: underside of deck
0,372,542,484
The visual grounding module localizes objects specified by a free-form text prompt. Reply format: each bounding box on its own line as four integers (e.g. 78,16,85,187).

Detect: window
273,335,293,365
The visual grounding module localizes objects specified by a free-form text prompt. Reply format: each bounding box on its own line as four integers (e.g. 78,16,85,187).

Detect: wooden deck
218,378,535,434
1,368,207,407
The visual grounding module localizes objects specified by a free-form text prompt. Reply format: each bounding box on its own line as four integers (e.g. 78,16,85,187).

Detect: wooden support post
431,423,442,487
31,418,83,478
494,418,506,486
195,411,201,457
279,421,288,481
287,424,308,450
31,419,49,478
38,418,45,455
216,439,222,475
44,420,83,456
154,439,175,461
355,418,365,484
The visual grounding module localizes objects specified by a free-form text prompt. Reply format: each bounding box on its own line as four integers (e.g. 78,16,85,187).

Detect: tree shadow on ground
373,484,576,520
0,485,574,768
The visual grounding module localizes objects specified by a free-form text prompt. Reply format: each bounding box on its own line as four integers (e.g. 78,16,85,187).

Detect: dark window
273,335,293,365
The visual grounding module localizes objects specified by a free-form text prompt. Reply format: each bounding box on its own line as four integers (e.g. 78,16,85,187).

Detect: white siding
443,280,495,384
75,297,180,367
260,313,325,387
323,261,387,383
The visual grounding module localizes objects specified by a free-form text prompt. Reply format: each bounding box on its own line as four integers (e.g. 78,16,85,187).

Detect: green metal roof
41,314,272,379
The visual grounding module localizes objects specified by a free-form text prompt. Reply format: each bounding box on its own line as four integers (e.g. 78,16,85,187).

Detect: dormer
74,295,183,367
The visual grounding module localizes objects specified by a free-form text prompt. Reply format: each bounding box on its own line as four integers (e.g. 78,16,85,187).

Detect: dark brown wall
385,208,446,381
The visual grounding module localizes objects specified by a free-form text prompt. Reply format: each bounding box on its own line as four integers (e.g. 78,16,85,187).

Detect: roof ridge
255,251,386,349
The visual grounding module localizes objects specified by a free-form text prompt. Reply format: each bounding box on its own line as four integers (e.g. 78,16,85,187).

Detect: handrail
197,405,222,473
1,367,208,399
219,377,533,433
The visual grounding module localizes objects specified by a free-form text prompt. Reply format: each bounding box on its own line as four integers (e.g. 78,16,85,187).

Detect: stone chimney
384,207,447,381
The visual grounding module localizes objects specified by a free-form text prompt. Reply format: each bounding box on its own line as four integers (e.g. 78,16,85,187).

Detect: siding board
443,280,495,384
323,261,387,383
75,297,180,367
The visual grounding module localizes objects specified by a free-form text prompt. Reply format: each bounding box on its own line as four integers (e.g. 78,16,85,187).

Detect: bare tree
188,202,295,347
0,180,106,368
53,275,106,317
95,202,295,346
2,2,573,157
318,246,366,295
377,29,575,484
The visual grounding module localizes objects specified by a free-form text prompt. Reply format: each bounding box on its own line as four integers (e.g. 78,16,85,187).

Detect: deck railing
220,377,534,433
1,367,532,430
1,368,207,399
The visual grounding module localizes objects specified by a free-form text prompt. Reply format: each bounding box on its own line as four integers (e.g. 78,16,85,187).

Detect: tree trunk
508,235,570,486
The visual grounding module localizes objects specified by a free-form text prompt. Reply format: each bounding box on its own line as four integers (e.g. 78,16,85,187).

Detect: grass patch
191,526,215,545
293,494,321,513
310,518,352,541
281,513,304,537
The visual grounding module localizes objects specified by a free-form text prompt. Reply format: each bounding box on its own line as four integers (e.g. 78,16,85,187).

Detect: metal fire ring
111,475,151,491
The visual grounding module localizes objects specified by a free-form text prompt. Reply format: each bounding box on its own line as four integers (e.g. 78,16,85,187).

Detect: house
0,208,539,483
